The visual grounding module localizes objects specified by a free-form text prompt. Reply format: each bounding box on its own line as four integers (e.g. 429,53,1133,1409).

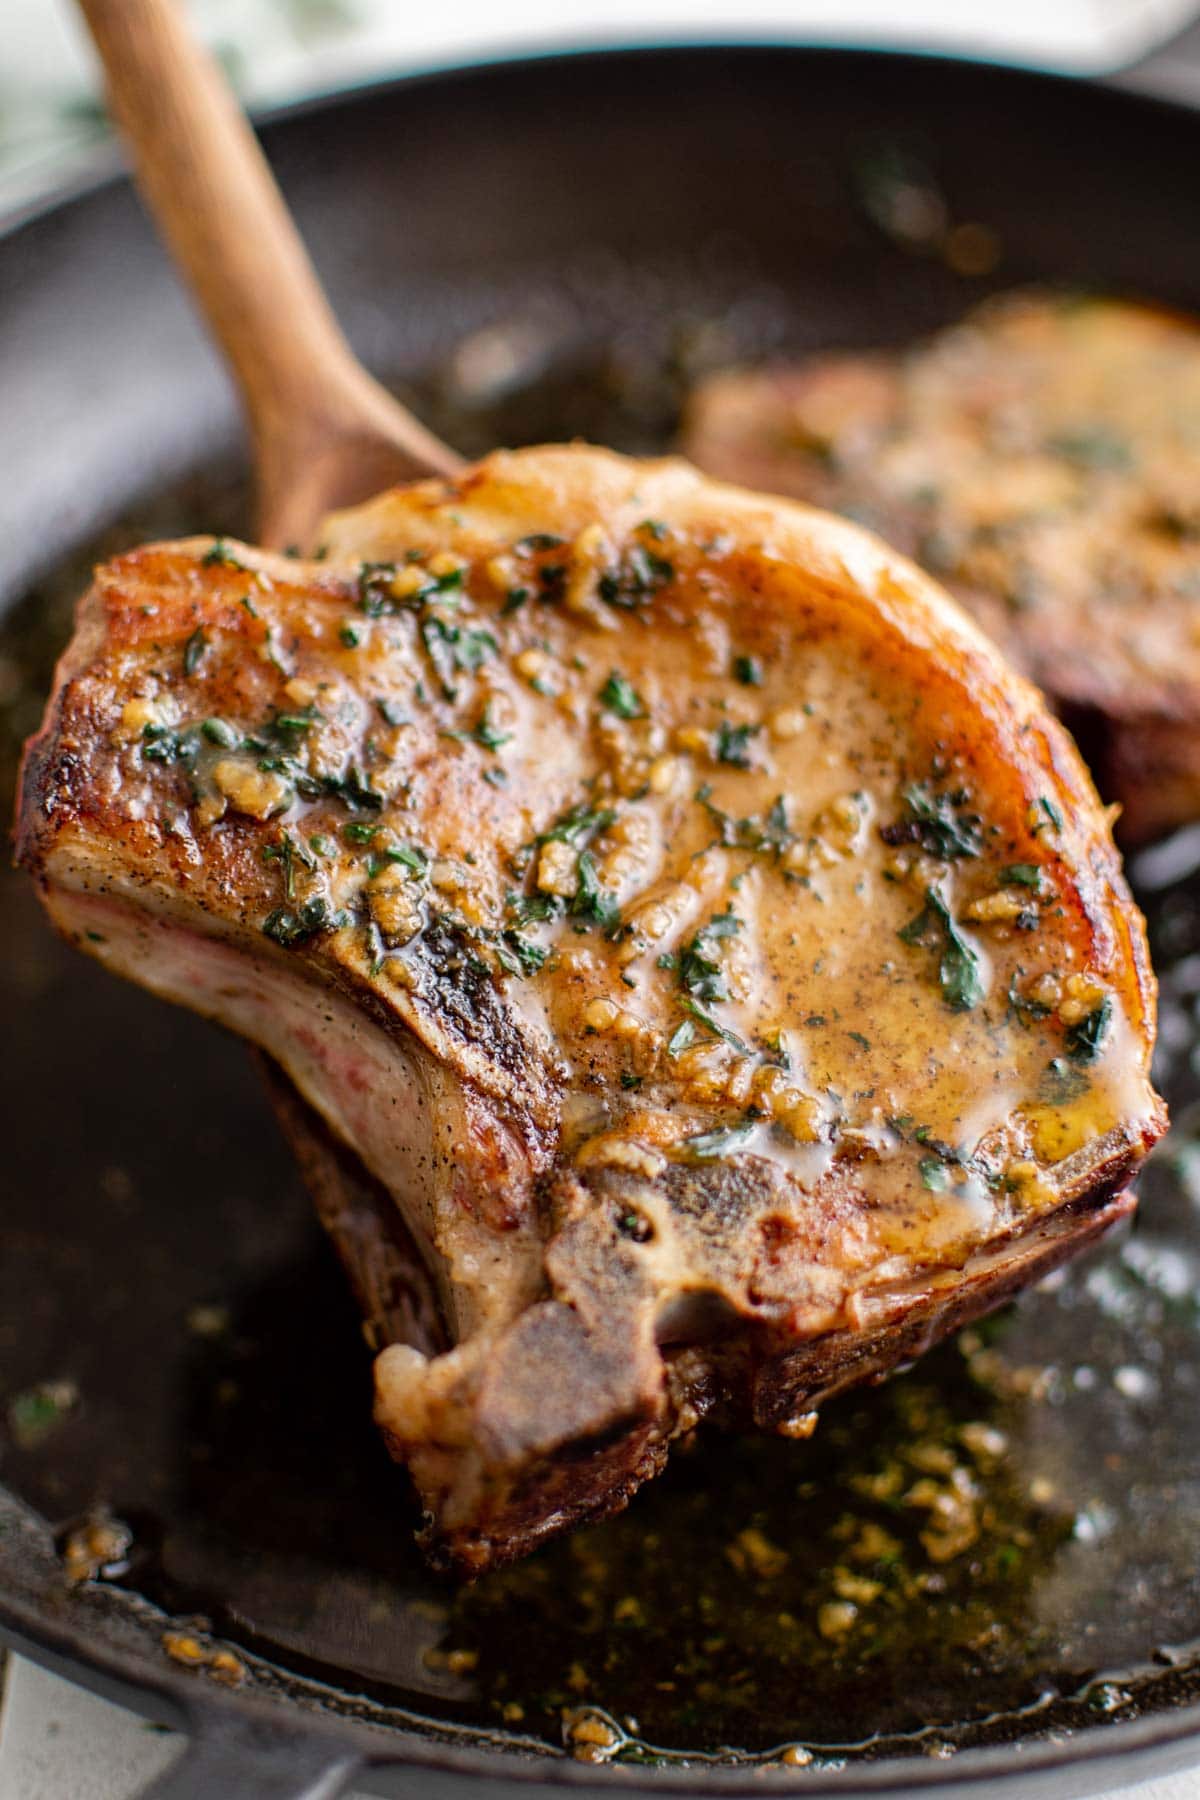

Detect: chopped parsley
201,537,244,569
1066,996,1112,1063
681,996,750,1055
599,671,644,719
141,721,201,768
182,627,208,677
532,804,616,852
696,786,793,857
494,930,548,977
899,887,985,1011
678,911,740,1003
714,721,760,768
732,654,763,686
881,782,981,860
262,828,316,900
262,895,350,948
599,544,674,608
684,1121,755,1160
570,850,620,930
368,844,429,880
443,701,512,753
201,717,239,748
1034,796,1064,835
1000,863,1042,888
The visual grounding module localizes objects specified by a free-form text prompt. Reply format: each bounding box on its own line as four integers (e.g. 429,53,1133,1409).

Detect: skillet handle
134,1711,360,1800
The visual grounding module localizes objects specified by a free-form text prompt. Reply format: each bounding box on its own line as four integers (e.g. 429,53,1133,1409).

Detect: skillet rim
3,38,1200,1795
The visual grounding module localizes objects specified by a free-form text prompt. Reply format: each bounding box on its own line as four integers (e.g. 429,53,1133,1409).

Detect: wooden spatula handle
77,0,462,548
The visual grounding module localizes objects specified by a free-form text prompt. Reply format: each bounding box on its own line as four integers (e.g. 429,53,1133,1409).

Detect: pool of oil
2,361,1200,1766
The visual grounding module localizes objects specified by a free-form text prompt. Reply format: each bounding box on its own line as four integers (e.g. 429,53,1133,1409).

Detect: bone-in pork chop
18,445,1165,1573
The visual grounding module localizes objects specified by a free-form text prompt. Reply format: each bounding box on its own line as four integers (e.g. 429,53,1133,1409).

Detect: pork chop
683,292,1200,843
17,444,1165,1573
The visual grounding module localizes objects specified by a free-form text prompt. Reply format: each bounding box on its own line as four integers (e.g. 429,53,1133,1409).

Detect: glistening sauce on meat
63,490,1154,1273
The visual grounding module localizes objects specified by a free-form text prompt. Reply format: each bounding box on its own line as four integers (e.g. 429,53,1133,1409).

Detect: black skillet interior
5,44,1200,1796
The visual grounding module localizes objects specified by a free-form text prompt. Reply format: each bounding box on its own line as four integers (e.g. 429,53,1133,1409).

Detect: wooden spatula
77,0,465,1346
78,0,462,552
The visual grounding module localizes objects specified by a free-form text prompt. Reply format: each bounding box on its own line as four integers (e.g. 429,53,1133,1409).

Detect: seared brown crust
16,443,1165,1573
683,291,1200,842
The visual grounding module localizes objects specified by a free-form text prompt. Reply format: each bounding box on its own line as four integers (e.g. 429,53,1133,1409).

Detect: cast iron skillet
5,42,1200,1800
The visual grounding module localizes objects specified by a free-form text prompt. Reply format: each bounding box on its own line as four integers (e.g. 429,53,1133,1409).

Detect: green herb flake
475,703,512,751
369,844,428,879
357,560,399,617
919,1156,951,1192
733,655,763,686
682,996,751,1054
714,721,760,768
1000,863,1042,888
881,782,982,860
201,717,240,748
495,929,547,977
570,850,621,930
684,1121,755,1160
898,886,985,1011
339,621,362,648
273,709,319,736
1065,996,1112,1063
599,545,675,609
599,671,644,719
533,804,617,851
262,895,349,948
677,912,740,1004
667,1019,698,1057
201,537,244,569
1035,796,1064,835
182,627,208,677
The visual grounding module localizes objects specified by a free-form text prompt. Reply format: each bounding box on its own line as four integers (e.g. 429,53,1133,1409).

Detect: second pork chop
684,292,1200,842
